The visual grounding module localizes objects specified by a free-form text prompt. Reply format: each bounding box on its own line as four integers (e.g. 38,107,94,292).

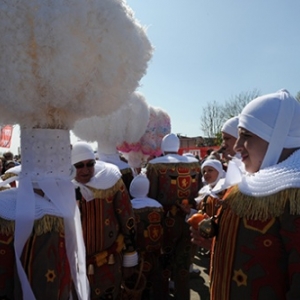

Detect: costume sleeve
113,179,137,254
279,204,300,299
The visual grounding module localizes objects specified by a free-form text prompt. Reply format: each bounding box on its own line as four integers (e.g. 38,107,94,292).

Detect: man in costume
192,89,300,299
220,116,239,162
146,133,201,299
129,173,164,299
71,142,138,299
0,129,89,300
0,0,153,298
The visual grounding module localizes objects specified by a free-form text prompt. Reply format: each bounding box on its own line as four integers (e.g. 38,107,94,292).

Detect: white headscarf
221,116,239,138
161,133,180,153
238,89,300,170
196,159,226,202
201,159,226,186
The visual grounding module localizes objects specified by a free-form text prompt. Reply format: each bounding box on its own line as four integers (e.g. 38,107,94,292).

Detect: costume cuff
122,251,138,267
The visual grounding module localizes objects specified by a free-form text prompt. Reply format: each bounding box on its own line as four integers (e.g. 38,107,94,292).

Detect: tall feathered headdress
117,105,171,168
0,0,153,298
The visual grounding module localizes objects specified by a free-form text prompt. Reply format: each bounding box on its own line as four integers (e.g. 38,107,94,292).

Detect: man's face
221,132,237,160
74,159,95,184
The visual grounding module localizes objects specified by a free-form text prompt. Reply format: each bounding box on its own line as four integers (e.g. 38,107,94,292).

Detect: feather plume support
0,0,153,128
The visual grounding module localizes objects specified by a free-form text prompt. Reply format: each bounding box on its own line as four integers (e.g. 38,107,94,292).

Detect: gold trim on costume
89,179,124,199
0,215,64,235
228,186,300,221
148,162,200,174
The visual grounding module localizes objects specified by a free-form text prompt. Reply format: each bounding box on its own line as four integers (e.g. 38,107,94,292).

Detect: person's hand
187,212,208,230
190,226,212,250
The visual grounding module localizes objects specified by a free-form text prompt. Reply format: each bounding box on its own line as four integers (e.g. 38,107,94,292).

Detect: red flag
0,125,14,148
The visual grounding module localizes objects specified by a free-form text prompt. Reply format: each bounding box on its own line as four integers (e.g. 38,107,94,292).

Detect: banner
0,125,14,148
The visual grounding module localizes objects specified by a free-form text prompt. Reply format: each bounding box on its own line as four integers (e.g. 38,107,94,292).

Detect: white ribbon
14,175,36,300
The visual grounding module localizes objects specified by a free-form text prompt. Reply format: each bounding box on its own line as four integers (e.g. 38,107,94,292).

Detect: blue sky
3,0,300,155
126,0,300,137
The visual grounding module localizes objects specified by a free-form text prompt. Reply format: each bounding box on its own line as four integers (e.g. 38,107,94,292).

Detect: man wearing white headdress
220,115,240,162
129,173,165,299
0,129,89,300
71,142,138,299
0,0,152,298
192,89,300,299
146,133,201,299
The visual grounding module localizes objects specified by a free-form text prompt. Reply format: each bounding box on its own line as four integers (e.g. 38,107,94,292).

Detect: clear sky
126,0,300,136
3,0,300,155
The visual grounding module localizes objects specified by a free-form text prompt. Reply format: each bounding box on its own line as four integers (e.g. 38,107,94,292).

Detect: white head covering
129,173,150,198
238,89,300,169
71,142,95,165
221,116,239,138
201,159,226,186
161,133,180,153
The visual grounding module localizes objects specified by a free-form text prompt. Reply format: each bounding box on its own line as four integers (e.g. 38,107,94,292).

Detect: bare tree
200,100,224,137
222,89,260,121
200,89,260,138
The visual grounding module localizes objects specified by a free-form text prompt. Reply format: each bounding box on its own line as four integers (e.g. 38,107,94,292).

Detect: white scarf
73,161,121,201
213,149,300,197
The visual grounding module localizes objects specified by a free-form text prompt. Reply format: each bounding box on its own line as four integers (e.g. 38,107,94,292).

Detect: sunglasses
74,160,96,169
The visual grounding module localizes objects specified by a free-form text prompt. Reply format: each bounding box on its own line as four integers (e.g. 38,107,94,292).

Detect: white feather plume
0,0,153,128
72,91,150,153
118,105,171,168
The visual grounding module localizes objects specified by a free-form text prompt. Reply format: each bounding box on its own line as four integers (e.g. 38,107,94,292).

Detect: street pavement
169,248,211,300
189,250,210,300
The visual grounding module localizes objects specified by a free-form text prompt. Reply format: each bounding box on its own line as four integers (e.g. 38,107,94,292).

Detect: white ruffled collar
195,184,213,203
238,149,300,196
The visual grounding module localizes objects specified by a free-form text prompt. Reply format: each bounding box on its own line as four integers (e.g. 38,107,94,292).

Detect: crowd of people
1,89,300,300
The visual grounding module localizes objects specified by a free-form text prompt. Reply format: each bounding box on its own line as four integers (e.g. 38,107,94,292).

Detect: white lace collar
239,149,300,196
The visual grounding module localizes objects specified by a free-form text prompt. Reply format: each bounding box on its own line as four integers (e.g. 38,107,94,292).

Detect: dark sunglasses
74,160,96,169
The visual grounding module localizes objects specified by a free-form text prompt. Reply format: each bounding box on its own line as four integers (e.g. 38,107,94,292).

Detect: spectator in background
1,151,15,174
3,151,13,161
4,160,16,171
1,160,18,187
